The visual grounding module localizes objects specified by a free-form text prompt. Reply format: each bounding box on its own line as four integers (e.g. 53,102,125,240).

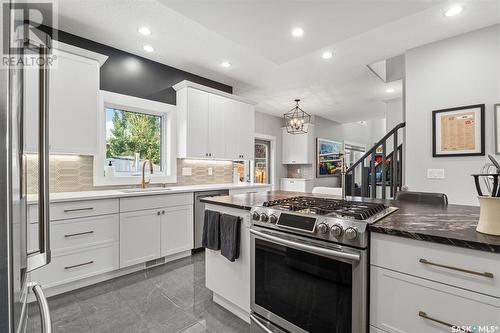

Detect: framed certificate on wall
496,104,500,155
432,104,485,157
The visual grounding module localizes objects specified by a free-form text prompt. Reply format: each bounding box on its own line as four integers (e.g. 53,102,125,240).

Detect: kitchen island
202,191,500,332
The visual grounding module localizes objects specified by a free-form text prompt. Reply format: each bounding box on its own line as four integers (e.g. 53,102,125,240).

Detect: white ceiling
56,0,500,123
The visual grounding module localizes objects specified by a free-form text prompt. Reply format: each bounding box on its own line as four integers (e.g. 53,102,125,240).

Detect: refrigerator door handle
30,283,53,333
27,44,51,272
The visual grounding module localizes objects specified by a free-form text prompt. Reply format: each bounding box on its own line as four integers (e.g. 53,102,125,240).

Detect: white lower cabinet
205,205,251,322
371,266,500,332
370,233,500,332
280,178,314,192
30,243,118,289
161,205,194,257
119,209,161,268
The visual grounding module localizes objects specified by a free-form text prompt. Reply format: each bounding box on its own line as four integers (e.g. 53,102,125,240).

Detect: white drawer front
29,214,118,253
120,193,193,212
29,199,119,223
370,266,500,333
30,244,118,288
371,233,500,298
228,186,270,195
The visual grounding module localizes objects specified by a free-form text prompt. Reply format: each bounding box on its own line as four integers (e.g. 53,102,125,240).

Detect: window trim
253,133,277,190
93,90,177,186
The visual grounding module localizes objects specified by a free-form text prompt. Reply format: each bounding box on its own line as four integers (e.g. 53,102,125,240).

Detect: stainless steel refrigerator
1,3,53,332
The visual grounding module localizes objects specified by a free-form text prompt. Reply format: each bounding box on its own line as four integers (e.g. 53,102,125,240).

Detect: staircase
346,122,406,199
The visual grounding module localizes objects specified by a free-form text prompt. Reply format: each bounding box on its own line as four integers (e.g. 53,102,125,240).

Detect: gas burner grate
262,196,388,220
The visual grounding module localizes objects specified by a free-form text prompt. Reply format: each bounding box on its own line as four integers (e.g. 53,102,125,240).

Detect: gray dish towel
220,214,241,262
202,210,221,250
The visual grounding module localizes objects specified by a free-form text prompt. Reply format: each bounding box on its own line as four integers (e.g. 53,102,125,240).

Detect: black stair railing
346,122,406,199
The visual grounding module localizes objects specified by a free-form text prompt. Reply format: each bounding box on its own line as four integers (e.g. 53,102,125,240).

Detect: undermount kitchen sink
119,187,172,193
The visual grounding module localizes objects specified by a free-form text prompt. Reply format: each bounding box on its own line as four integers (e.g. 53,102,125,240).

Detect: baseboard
213,293,251,324
28,250,192,302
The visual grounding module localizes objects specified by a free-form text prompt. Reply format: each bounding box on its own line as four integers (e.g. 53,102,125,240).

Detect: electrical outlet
181,167,192,176
427,168,445,179
297,168,301,174
208,167,213,176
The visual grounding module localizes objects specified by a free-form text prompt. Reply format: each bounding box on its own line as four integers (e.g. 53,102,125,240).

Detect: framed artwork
432,104,485,157
496,104,500,155
316,138,343,177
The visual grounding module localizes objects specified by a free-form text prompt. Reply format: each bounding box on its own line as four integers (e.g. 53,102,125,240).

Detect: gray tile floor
27,252,250,333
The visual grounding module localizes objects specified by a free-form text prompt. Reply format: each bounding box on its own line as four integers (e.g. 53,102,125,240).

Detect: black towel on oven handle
202,210,221,250
220,214,241,262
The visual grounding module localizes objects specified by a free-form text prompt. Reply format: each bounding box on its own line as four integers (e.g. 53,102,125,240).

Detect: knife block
477,196,500,236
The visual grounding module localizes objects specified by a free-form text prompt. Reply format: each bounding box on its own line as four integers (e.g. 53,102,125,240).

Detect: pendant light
284,99,311,134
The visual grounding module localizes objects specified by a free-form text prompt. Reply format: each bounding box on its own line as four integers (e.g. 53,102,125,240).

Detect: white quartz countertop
27,183,271,204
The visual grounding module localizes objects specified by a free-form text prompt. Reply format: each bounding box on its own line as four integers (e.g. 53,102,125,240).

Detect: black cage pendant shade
284,99,311,134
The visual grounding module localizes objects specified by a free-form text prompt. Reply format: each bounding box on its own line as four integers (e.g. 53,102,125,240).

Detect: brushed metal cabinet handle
418,311,455,328
63,207,94,213
28,44,51,272
64,230,94,238
250,315,273,333
419,258,494,278
64,261,94,270
30,282,53,333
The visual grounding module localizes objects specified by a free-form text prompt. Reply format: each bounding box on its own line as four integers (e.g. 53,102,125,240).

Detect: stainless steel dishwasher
193,190,229,250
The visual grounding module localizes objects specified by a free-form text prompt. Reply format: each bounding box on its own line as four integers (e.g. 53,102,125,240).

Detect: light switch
427,168,445,179
208,168,213,176
181,167,192,176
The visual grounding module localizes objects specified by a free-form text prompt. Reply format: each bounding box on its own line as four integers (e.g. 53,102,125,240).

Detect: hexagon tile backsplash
26,155,234,194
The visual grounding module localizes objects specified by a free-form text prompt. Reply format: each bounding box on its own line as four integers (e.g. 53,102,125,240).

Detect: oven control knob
252,212,261,221
260,213,269,222
317,223,329,234
269,214,278,224
345,227,358,240
330,224,343,237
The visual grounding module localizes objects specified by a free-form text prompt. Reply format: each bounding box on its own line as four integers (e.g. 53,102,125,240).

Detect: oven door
250,226,367,333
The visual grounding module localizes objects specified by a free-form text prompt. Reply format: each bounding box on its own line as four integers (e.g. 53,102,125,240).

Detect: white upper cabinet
208,94,229,159
282,125,315,164
238,102,255,160
174,81,256,160
24,43,107,155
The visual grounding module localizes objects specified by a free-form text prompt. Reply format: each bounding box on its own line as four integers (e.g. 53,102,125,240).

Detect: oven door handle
250,314,273,333
250,229,360,262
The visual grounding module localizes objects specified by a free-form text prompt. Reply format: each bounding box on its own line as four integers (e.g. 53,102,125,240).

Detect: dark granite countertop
201,191,500,253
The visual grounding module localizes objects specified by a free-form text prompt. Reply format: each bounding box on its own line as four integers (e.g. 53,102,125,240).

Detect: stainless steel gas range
249,196,398,333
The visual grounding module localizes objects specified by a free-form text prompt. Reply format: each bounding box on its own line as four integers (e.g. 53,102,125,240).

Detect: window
105,108,162,175
254,139,271,184
94,91,176,186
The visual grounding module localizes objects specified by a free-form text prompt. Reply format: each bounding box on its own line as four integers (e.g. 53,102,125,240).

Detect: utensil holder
477,196,500,236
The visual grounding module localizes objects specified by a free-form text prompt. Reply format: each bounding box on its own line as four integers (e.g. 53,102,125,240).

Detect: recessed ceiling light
444,5,463,17
138,26,151,36
143,45,154,53
220,61,231,68
386,88,395,93
322,51,333,60
291,27,304,38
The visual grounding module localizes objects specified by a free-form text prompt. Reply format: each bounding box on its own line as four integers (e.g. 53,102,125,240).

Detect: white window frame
252,133,277,190
94,90,177,186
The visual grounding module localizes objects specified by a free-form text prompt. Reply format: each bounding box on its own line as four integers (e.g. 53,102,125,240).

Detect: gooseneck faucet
340,153,347,200
141,160,153,189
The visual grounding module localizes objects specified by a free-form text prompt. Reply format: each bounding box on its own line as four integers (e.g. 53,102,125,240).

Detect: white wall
311,116,386,187
314,116,386,150
405,24,500,205
385,98,404,150
254,111,287,188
